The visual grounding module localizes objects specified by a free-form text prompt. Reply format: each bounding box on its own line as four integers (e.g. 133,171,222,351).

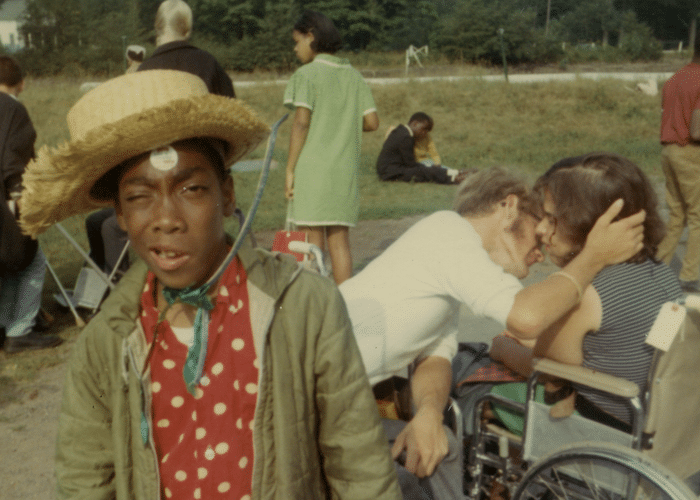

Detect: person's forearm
363,111,379,132
507,252,598,340
286,107,311,174
411,356,451,417
691,108,700,141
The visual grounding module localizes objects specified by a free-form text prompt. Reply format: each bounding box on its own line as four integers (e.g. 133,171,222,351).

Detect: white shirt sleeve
428,212,522,325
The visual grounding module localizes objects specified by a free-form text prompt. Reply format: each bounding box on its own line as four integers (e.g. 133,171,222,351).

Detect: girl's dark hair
293,10,342,54
534,152,665,264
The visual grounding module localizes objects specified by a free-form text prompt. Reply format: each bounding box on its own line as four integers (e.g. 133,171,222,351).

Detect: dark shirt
376,125,423,178
0,92,36,196
138,40,235,97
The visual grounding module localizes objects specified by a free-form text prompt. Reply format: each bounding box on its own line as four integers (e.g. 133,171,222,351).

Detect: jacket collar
114,237,303,373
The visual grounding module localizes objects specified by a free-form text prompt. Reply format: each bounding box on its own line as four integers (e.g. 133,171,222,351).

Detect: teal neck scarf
162,284,215,395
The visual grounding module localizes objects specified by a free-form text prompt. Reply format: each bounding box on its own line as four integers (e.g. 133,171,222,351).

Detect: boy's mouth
150,247,189,271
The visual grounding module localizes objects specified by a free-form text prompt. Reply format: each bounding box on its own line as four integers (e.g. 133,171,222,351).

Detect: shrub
617,11,662,61
433,0,562,65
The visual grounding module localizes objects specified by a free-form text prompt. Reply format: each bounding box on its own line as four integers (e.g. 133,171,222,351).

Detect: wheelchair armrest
531,358,639,399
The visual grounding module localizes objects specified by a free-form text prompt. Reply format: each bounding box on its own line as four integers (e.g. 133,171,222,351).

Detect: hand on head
581,199,645,268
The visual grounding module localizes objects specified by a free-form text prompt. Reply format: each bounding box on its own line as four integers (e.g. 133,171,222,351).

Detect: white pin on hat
150,146,179,171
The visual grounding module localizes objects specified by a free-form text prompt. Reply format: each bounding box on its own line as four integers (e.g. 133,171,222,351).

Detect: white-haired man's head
155,0,193,46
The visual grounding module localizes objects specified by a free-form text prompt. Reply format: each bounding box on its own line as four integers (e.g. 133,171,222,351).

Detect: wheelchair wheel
513,441,695,500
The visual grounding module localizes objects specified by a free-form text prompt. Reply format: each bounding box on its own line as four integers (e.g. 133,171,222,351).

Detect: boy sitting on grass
377,112,470,185
20,70,400,500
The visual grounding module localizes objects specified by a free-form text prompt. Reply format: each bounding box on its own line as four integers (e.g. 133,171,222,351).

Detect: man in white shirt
340,167,645,499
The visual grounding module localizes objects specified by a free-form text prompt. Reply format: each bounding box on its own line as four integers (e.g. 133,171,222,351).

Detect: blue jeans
0,247,46,337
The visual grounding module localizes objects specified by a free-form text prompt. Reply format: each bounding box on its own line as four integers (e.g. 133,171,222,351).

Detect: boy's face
408,120,430,141
116,143,235,290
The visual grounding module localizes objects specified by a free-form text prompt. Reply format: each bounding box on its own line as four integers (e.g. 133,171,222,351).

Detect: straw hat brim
20,94,269,237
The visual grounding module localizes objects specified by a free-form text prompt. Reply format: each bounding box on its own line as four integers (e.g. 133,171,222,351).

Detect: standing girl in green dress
284,10,379,284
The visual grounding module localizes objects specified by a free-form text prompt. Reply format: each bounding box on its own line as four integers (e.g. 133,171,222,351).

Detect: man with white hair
138,0,235,97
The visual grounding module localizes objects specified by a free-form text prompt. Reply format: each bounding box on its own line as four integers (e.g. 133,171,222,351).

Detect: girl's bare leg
327,225,352,284
302,226,326,252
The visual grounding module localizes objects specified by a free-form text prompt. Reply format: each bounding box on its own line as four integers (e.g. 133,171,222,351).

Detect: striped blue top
577,260,682,423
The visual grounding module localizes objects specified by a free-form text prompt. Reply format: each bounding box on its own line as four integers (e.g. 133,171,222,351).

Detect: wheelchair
460,295,700,500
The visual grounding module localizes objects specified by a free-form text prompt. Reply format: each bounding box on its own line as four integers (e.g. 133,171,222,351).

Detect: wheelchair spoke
513,443,695,500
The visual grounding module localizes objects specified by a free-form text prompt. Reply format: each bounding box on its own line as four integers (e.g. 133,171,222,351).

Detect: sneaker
680,280,700,294
3,331,63,354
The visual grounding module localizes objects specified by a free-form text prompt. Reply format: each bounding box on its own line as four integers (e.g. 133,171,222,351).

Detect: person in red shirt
657,35,700,292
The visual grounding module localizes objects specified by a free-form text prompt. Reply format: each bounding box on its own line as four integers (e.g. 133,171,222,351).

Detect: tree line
6,0,699,76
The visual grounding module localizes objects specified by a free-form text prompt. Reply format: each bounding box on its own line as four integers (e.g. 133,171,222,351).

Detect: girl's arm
363,111,379,132
493,285,601,377
285,106,311,200
532,285,602,366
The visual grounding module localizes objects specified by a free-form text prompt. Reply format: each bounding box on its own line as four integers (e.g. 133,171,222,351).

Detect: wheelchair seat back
644,296,700,482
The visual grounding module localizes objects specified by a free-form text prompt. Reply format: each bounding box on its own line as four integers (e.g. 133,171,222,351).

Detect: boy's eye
123,190,150,203
181,184,208,195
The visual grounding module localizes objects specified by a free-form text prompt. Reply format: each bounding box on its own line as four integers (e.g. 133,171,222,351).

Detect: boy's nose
153,197,185,233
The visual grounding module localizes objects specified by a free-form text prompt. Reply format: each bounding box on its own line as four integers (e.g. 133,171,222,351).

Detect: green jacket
56,243,401,500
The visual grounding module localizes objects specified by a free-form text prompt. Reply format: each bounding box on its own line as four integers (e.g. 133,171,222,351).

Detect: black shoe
3,331,63,354
680,280,700,294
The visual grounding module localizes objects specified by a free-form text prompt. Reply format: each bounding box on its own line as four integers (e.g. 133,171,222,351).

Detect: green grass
2,72,667,382
24,74,665,288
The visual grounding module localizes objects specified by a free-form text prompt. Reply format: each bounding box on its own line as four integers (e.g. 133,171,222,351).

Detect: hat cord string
141,114,289,391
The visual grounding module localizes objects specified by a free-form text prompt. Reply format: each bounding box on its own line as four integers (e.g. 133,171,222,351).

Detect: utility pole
498,28,508,83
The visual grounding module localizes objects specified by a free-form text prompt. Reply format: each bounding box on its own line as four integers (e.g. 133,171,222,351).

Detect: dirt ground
0,215,426,500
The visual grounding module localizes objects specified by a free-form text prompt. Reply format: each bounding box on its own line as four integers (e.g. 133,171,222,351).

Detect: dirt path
0,215,424,500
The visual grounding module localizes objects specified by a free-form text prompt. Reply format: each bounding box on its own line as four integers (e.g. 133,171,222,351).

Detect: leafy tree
556,0,619,44
378,0,438,49
656,0,699,49
189,0,263,43
617,10,662,60
434,0,562,64
19,0,143,75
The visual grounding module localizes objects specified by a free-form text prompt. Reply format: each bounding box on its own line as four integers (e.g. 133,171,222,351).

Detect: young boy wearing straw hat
20,70,400,500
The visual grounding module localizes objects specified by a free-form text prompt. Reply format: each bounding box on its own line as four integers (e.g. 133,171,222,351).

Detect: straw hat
20,70,270,237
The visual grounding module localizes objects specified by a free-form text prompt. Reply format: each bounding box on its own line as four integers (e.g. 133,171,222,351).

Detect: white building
0,0,27,52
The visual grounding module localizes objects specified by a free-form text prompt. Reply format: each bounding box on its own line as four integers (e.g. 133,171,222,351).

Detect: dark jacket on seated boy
377,123,455,184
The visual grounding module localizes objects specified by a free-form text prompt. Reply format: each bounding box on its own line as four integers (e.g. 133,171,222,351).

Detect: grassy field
4,69,669,380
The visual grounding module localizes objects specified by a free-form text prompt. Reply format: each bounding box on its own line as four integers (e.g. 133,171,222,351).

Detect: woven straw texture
20,70,269,236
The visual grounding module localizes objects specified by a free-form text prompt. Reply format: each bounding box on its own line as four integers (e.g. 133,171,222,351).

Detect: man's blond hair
452,167,538,217
155,0,193,41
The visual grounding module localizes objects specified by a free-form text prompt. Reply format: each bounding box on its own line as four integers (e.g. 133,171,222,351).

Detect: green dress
284,54,376,226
